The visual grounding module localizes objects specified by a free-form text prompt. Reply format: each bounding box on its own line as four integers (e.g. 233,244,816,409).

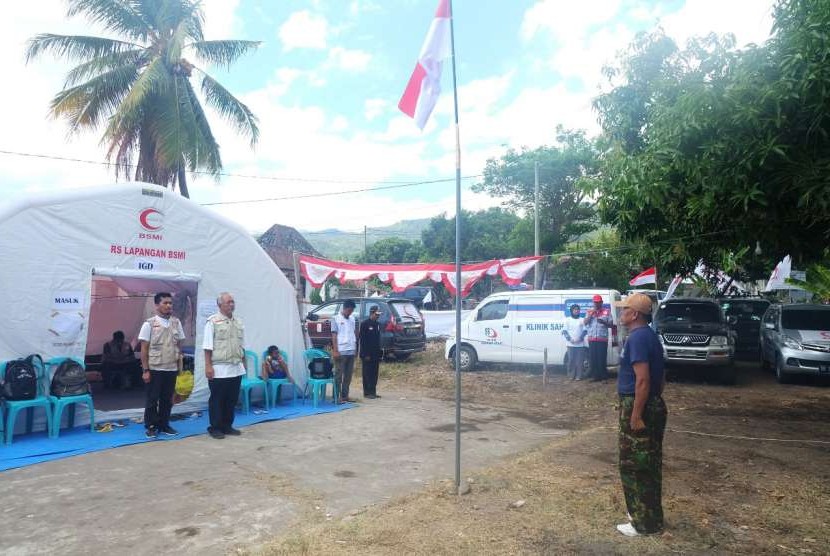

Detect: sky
0,0,776,238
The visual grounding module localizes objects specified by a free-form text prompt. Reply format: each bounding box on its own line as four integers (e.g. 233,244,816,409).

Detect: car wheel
393,352,411,361
759,345,770,372
775,355,792,384
453,345,477,372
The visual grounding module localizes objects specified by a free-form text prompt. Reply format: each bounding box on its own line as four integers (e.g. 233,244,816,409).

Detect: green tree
786,263,830,303
547,231,642,291
474,127,598,254
592,0,830,275
420,208,522,262
26,0,260,198
358,237,424,264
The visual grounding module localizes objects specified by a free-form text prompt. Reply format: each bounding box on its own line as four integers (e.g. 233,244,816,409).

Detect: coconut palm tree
25,0,260,198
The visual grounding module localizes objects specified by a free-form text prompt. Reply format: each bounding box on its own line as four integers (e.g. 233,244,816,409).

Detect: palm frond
63,49,146,87
180,77,221,173
26,34,140,63
154,0,204,42
51,63,140,132
197,68,259,146
66,0,154,43
188,40,261,69
104,56,169,150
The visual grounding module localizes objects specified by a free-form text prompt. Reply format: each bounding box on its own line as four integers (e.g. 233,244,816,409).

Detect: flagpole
448,0,463,496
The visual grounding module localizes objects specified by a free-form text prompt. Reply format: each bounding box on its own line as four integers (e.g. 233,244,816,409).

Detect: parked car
759,303,830,383
395,286,445,310
304,297,426,360
445,289,623,372
718,297,771,359
654,298,736,384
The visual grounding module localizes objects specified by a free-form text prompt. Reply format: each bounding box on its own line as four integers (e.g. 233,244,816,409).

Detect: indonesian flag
398,0,451,129
630,267,657,286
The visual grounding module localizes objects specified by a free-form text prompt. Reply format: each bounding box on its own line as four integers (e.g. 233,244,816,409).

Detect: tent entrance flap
86,274,198,413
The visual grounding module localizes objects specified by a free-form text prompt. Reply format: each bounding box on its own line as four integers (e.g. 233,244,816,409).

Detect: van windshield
781,310,830,331
657,303,721,324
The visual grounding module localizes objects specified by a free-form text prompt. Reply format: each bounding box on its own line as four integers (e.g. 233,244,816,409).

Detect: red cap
592,294,603,303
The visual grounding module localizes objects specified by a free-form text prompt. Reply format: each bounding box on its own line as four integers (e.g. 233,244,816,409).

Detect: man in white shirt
139,292,185,438
331,299,358,403
203,292,247,439
563,303,588,380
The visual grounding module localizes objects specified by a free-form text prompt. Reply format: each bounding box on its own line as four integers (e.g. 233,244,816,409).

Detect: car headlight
658,335,665,344
710,335,728,347
782,335,802,350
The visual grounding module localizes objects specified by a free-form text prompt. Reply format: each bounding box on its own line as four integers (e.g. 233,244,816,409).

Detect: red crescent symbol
139,208,162,231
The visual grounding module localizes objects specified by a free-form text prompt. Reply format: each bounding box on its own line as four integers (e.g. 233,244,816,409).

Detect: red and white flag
629,267,657,286
398,0,452,129
664,274,683,301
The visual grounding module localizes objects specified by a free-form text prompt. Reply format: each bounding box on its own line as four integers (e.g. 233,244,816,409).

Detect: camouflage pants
618,395,668,534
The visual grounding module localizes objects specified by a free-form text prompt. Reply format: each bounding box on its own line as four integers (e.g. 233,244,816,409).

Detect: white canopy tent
0,182,307,427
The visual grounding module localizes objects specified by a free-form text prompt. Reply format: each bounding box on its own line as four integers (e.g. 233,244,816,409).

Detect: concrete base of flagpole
449,478,472,496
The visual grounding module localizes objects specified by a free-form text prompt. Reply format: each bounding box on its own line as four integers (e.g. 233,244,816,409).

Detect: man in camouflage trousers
613,293,668,536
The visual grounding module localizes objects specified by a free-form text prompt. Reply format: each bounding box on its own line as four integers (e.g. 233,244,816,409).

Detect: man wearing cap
584,294,613,380
359,305,383,399
613,292,667,537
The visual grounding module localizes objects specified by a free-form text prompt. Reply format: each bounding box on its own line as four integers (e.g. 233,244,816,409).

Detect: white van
444,289,623,372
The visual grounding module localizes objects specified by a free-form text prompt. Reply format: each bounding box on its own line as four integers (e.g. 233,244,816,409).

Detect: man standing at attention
139,292,185,438
584,294,613,380
613,293,667,537
359,305,383,399
331,299,358,403
203,292,247,439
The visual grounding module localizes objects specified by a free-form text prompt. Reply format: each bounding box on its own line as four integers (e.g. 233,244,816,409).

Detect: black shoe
145,427,158,439
160,425,178,436
364,393,375,399
223,427,242,436
208,427,225,439
374,394,381,399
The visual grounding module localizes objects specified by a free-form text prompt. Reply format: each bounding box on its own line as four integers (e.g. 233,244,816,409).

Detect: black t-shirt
359,319,382,358
618,325,665,396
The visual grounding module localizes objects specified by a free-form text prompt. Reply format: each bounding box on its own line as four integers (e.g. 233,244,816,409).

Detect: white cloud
327,46,372,72
521,0,623,43
201,0,242,38
364,98,390,121
659,0,775,49
278,10,329,51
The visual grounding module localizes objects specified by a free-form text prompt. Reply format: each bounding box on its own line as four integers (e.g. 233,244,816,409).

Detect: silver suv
760,304,830,383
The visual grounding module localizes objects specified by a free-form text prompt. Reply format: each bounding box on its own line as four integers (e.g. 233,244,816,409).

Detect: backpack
2,354,40,400
308,357,333,379
50,359,89,397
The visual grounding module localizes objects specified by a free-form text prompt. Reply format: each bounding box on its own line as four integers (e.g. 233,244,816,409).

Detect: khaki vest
147,316,182,369
210,313,245,364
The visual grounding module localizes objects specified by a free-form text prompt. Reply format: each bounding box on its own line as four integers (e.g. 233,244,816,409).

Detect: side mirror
306,313,319,322
764,322,775,330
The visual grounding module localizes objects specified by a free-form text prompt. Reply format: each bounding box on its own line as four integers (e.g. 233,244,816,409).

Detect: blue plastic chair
239,350,268,414
263,349,297,408
46,357,95,438
1,357,53,445
303,348,337,408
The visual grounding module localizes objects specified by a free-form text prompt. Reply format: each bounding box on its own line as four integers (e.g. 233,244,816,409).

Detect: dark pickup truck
654,298,737,384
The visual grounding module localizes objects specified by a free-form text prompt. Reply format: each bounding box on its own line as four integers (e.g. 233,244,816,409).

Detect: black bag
50,359,89,397
308,357,333,379
2,354,40,400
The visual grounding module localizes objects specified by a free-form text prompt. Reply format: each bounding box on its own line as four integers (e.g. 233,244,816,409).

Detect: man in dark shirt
359,305,383,399
613,292,667,537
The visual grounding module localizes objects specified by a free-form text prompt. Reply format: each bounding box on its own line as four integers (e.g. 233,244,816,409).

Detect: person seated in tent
261,345,294,382
101,330,140,389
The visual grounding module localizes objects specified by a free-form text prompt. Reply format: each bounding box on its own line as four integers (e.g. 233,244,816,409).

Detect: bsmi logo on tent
139,208,164,240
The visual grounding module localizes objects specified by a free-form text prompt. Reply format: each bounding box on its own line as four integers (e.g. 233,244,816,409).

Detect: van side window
478,300,508,321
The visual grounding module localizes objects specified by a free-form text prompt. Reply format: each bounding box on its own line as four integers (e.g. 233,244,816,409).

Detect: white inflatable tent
0,182,307,427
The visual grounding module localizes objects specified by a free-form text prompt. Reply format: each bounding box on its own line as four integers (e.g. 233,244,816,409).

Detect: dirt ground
254,342,830,555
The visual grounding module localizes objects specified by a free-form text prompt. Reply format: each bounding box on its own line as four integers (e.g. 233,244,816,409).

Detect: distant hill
303,218,431,259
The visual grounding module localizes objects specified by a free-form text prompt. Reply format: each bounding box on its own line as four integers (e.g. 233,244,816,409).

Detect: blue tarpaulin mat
0,401,350,472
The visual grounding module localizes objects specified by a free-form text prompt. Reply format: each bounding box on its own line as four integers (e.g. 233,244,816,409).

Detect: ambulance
444,289,623,372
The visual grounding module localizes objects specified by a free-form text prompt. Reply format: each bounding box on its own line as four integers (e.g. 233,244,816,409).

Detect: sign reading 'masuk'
51,291,85,311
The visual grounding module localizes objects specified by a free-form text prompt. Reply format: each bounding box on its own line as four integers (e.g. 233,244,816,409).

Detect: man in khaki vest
203,292,247,439
139,292,185,438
